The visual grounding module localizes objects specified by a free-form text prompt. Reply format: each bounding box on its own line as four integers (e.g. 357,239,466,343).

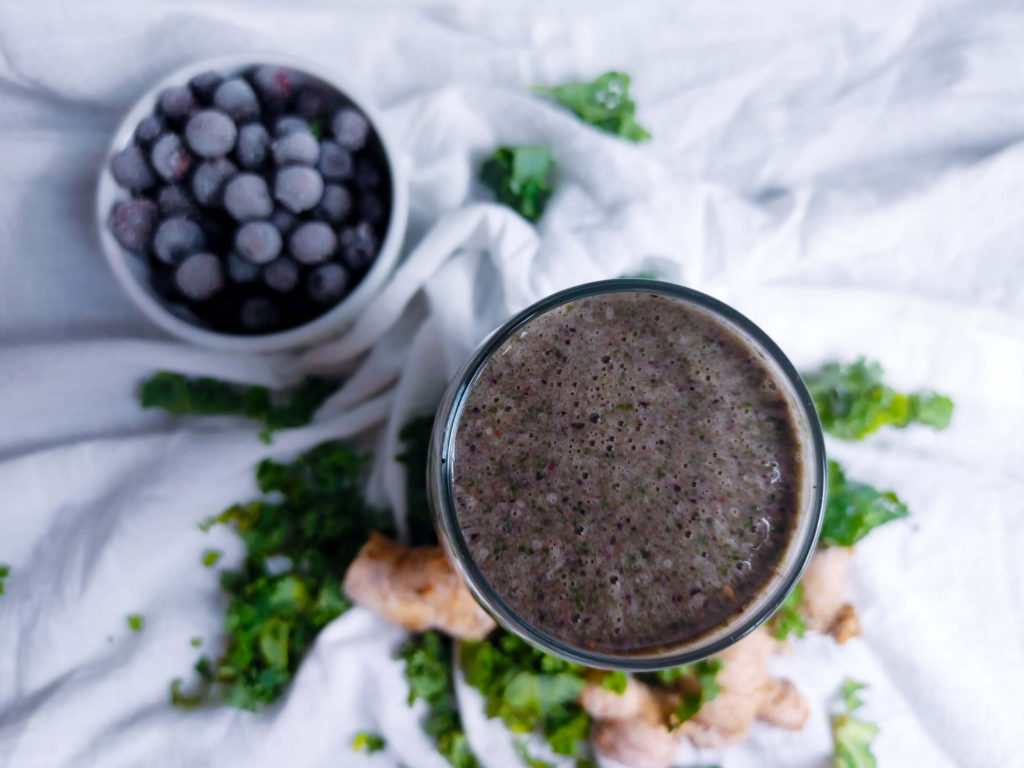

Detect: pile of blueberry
106,65,391,335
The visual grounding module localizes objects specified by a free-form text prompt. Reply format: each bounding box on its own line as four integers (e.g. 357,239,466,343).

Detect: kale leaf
822,460,909,547
480,146,555,222
534,72,650,142
515,741,556,768
461,630,593,762
769,582,807,641
352,731,387,753
139,372,339,443
173,441,385,711
398,630,481,768
642,658,723,724
832,678,878,768
802,358,953,441
600,670,628,694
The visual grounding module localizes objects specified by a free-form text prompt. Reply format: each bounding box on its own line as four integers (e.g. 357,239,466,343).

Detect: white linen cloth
0,1,1022,767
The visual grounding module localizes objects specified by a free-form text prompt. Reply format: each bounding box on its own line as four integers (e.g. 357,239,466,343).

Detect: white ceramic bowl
95,53,407,353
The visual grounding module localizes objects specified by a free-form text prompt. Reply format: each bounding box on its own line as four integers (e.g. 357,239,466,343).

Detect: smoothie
449,290,805,655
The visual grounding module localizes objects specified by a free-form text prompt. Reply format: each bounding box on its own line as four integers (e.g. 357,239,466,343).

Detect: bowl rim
95,52,408,353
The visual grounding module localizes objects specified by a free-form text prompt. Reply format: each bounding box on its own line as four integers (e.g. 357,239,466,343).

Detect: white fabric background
0,1,1022,767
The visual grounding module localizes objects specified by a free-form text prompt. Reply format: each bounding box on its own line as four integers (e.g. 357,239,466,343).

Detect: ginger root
342,532,496,639
585,675,683,768
800,546,861,643
583,628,809,768
681,627,808,749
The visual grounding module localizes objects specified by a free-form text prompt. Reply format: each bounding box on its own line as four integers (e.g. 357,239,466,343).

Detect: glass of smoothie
428,280,826,669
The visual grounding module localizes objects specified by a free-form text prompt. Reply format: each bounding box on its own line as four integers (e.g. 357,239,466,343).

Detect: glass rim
429,279,827,670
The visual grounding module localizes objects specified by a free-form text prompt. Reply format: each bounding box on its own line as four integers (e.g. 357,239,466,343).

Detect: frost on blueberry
339,221,378,272
294,85,331,120
226,251,261,284
274,116,311,137
135,114,165,146
156,184,197,218
274,166,324,213
317,140,352,181
270,207,297,234
192,158,238,207
307,263,350,304
235,220,283,264
235,123,270,169
315,184,352,224
110,145,156,191
272,132,319,167
175,252,224,301
213,78,260,122
252,66,299,112
331,107,369,150
150,133,193,182
288,221,336,265
108,199,158,253
186,110,237,157
153,217,206,265
263,257,300,292
188,71,224,104
223,173,273,221
157,86,196,123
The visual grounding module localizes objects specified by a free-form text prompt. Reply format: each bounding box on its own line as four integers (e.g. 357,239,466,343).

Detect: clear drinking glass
429,279,826,670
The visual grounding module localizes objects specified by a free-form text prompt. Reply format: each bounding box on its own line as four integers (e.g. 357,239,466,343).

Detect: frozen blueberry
339,221,378,271
288,221,336,265
359,192,385,224
354,158,382,189
270,207,297,234
272,132,319,166
191,158,238,207
263,257,299,292
156,184,197,218
274,166,324,213
135,114,165,146
107,199,157,253
251,65,299,112
223,173,273,220
185,109,237,157
110,145,156,191
239,296,280,332
235,220,283,264
235,122,270,169
157,86,196,123
332,107,369,150
317,140,352,180
188,70,223,104
294,85,330,120
226,251,261,283
314,184,352,223
273,115,311,137
152,216,206,265
307,263,350,304
150,133,193,182
213,78,260,122
175,252,224,301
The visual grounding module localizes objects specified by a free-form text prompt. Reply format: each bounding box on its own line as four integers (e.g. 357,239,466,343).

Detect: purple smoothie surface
451,291,803,654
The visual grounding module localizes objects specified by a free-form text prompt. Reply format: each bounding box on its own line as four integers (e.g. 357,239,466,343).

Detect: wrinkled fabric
0,2,1022,767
